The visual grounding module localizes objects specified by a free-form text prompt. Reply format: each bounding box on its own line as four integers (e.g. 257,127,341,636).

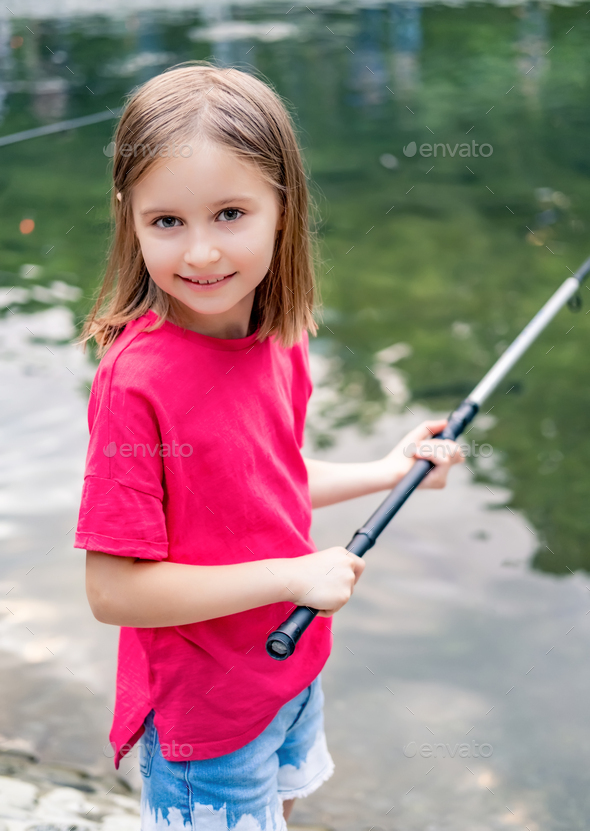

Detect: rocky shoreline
0,742,140,831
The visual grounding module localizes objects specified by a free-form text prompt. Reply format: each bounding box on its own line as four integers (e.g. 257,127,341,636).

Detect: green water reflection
0,2,588,575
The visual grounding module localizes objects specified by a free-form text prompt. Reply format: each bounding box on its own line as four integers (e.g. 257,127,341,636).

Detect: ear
116,192,122,202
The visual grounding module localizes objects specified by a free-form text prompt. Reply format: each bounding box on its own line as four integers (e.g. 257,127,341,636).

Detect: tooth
187,276,225,284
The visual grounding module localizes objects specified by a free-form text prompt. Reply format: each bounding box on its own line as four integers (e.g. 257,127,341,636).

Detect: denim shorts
138,673,334,831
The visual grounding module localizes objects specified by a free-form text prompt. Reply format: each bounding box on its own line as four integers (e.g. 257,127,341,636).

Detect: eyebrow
209,195,256,208
140,196,256,217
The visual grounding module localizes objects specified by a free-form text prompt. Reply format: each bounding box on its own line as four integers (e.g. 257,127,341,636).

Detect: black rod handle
265,399,479,661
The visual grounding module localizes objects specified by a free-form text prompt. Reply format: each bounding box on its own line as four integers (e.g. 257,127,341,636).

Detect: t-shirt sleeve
74,356,168,561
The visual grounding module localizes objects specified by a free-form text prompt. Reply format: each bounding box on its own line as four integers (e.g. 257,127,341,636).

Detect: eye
154,216,182,229
217,208,243,222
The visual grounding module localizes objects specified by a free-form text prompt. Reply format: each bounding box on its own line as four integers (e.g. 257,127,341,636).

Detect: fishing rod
266,255,590,661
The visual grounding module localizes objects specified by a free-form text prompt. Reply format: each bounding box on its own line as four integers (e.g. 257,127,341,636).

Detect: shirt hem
112,704,288,769
74,531,168,560
111,649,332,769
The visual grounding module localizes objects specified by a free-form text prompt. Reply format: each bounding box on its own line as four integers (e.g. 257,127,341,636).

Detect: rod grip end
266,630,296,661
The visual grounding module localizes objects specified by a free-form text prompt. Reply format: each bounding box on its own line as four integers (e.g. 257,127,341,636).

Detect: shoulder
95,312,173,388
271,326,309,357
288,328,310,371
270,328,313,397
87,313,176,419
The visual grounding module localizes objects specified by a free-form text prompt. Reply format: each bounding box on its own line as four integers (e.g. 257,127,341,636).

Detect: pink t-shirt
74,310,332,769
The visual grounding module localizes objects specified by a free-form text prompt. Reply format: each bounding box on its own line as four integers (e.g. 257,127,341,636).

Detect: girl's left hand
379,418,465,490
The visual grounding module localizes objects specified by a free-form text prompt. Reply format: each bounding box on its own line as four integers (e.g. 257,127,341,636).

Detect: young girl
75,61,463,831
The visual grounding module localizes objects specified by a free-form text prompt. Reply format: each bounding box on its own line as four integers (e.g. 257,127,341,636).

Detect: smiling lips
178,272,236,285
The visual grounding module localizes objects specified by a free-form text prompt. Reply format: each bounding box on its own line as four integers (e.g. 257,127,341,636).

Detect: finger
401,420,446,449
352,558,366,584
398,420,449,458
418,468,447,489
415,439,464,465
411,419,448,441
348,556,364,584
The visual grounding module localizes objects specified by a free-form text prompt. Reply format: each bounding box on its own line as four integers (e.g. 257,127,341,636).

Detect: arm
303,418,466,509
86,551,294,628
302,457,392,510
86,546,365,627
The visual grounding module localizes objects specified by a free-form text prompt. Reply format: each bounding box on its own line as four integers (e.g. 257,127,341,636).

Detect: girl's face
130,140,283,339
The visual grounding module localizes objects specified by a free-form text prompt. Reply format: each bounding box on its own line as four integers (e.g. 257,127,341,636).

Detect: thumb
410,419,447,442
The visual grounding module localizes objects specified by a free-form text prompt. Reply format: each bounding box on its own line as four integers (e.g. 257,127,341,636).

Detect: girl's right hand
286,546,366,617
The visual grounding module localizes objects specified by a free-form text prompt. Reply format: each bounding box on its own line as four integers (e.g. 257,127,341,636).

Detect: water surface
0,3,589,828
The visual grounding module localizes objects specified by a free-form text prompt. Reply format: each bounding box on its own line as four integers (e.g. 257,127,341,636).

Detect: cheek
137,233,178,274
233,215,278,262
212,230,251,267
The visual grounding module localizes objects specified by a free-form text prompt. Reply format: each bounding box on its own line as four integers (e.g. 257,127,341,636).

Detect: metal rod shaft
469,275,582,405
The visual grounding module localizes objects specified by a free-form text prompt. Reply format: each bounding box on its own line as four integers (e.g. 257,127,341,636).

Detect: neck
164,298,258,340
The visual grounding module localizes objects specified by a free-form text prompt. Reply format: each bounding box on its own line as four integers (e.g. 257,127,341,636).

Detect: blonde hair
79,61,322,357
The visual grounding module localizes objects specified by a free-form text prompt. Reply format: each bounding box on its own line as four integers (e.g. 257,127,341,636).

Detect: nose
183,226,222,269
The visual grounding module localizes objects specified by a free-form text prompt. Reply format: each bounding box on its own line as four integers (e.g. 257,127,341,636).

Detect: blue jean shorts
138,673,334,831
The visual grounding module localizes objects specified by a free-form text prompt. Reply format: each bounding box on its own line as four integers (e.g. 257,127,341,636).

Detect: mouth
177,272,236,287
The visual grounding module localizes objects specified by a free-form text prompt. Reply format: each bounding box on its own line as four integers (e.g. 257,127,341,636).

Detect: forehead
131,139,276,205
